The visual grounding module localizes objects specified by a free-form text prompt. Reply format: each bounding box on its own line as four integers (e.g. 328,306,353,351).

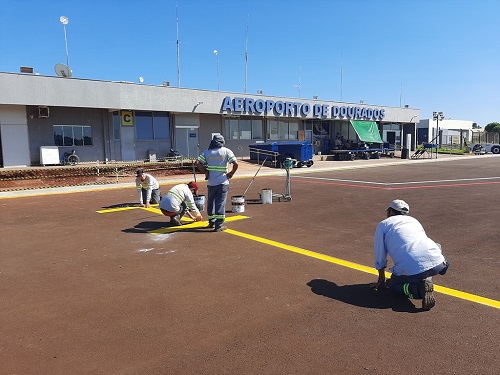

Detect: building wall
0,72,423,166
0,105,30,167
26,106,108,165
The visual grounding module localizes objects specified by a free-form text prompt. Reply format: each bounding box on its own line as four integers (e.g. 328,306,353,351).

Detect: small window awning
350,120,383,143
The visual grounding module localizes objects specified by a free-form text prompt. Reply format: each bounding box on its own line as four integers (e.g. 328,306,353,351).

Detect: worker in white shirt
135,169,161,208
371,199,449,310
159,182,202,226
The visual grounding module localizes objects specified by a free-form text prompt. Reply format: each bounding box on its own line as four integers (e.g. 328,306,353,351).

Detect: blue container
249,142,278,161
275,141,313,163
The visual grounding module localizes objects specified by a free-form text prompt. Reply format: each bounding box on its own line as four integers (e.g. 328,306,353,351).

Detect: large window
267,118,299,140
224,117,263,140
54,125,93,146
136,111,170,140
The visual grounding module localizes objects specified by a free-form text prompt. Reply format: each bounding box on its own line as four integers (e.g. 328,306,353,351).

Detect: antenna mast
176,4,181,88
244,16,249,94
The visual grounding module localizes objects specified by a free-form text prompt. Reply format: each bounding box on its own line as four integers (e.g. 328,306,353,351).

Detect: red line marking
266,176,500,190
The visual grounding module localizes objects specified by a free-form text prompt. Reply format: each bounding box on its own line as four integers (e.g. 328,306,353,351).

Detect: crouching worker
371,199,449,310
135,169,161,208
159,182,203,226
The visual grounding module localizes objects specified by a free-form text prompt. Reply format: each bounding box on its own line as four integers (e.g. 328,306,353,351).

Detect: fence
472,131,500,144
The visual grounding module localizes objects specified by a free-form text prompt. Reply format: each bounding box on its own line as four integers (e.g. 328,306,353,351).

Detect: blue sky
1,0,499,126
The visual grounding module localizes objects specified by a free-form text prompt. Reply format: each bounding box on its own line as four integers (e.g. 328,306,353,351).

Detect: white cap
388,199,410,214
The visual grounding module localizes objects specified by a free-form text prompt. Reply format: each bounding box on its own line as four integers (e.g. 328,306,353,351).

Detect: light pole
59,16,70,72
214,50,219,91
433,111,444,158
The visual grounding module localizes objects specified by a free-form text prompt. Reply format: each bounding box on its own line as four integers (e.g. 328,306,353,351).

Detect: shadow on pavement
102,202,140,209
307,278,422,313
122,221,168,233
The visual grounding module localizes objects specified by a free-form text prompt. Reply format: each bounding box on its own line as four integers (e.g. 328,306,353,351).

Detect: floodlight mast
176,5,180,88
59,16,70,72
214,50,220,91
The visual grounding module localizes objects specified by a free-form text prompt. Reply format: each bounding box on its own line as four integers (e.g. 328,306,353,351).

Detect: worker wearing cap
159,182,202,226
195,134,238,232
371,199,449,310
135,169,161,208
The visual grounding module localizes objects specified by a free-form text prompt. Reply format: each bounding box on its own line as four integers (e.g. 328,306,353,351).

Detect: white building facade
0,71,421,168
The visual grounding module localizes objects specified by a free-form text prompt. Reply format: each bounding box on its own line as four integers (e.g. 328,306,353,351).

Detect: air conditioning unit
38,106,50,118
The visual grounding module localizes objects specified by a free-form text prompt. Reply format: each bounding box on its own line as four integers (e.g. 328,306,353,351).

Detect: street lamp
59,16,70,73
433,111,444,158
214,50,219,91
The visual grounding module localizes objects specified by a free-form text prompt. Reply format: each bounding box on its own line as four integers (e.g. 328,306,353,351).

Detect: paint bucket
261,188,273,204
194,195,205,211
231,195,245,213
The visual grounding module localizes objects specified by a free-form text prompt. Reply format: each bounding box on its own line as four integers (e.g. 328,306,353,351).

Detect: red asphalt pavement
1,154,499,374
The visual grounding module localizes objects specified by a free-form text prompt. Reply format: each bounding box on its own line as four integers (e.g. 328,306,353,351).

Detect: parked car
470,143,500,154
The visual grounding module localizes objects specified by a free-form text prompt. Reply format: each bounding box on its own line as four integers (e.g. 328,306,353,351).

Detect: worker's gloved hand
145,203,151,208
140,203,145,207
369,280,388,291
193,213,202,222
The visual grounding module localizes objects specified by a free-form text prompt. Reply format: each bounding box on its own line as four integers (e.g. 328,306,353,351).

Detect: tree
484,122,500,132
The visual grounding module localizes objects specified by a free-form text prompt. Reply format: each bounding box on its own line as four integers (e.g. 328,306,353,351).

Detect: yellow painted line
226,229,500,310
97,204,159,214
97,206,139,213
150,215,249,234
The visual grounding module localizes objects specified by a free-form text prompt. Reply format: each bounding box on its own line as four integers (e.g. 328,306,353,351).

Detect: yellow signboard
121,111,133,126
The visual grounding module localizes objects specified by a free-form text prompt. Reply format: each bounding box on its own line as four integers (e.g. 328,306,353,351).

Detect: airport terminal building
0,71,420,168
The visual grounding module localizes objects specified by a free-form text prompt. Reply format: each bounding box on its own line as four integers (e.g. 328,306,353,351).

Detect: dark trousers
390,261,449,299
207,184,229,228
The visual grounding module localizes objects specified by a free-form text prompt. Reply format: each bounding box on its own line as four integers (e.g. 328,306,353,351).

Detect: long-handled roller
242,156,268,197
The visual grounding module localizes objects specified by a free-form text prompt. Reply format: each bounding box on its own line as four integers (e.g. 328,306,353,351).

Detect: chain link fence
472,131,500,144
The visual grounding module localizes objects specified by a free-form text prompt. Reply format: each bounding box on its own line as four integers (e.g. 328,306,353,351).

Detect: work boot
170,215,182,226
419,279,436,310
214,225,227,232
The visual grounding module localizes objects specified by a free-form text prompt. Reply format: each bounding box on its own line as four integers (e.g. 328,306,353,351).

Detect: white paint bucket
231,195,245,213
261,188,273,204
194,195,205,211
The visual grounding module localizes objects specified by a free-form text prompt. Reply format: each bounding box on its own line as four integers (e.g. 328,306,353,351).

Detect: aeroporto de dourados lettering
221,96,385,120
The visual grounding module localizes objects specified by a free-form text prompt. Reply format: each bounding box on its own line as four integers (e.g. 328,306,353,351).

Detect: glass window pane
224,118,230,137
54,126,63,146
229,119,239,139
63,126,74,146
135,112,154,140
252,119,263,140
83,126,93,146
278,120,288,140
268,119,279,140
240,119,252,139
73,127,83,146
153,112,169,140
113,112,120,139
289,120,299,140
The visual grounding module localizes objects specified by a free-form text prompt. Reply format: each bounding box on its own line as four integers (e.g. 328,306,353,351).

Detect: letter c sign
121,111,133,126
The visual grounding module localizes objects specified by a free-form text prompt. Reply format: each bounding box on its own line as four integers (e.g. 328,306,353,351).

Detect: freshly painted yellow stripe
97,206,140,213
95,205,500,310
97,204,159,214
226,229,500,310
433,285,500,309
150,215,249,234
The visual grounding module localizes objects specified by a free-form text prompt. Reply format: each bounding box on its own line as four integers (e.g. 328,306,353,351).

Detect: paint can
260,188,273,204
231,195,245,213
194,195,205,211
